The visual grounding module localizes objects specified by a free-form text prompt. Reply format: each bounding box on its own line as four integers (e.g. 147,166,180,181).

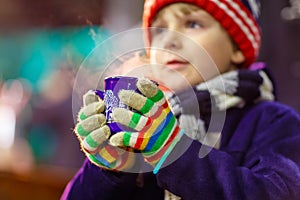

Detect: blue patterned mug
95,76,139,134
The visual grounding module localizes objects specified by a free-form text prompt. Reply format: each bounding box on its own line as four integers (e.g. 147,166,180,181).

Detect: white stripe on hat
247,0,261,19
212,0,259,53
230,1,260,41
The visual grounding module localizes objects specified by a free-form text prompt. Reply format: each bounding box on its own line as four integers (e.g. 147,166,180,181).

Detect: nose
162,31,182,50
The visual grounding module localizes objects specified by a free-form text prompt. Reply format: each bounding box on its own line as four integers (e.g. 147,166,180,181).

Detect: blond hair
152,3,199,23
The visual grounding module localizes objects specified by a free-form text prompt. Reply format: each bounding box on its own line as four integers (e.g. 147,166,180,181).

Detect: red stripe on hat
143,0,261,68
222,1,261,48
205,0,257,67
234,0,261,34
223,1,259,39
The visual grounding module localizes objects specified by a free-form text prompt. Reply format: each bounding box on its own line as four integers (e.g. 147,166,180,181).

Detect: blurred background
0,0,299,199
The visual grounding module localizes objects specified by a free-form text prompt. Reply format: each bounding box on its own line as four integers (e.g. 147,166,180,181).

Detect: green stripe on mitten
74,90,136,171
110,78,183,173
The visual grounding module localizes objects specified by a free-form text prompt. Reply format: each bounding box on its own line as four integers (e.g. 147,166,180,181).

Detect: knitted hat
143,0,261,68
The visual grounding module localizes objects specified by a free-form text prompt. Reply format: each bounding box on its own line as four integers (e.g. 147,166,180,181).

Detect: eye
186,21,203,29
151,27,166,36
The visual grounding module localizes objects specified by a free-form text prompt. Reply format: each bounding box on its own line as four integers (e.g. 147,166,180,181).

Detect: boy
62,0,300,199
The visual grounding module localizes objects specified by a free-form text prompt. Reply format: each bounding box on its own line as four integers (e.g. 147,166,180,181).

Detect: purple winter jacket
62,101,300,200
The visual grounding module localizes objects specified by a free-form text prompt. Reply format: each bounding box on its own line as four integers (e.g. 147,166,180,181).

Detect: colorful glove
109,78,184,173
75,90,135,171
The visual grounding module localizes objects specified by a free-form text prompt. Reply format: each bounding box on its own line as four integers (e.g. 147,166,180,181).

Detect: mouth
165,60,189,70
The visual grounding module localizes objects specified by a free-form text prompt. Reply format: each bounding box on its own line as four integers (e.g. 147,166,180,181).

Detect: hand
109,78,184,173
75,90,134,171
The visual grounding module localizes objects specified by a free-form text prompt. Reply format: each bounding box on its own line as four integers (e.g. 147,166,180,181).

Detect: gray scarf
167,65,274,149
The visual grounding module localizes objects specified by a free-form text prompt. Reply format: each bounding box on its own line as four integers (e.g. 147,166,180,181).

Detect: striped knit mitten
110,78,184,173
75,90,135,171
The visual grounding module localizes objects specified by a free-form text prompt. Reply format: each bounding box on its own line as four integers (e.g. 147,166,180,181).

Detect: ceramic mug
95,76,139,134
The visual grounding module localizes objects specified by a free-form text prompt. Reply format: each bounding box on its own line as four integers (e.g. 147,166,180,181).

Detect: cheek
187,68,204,85
202,39,234,73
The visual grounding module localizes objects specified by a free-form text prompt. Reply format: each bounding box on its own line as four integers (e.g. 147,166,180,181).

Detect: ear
231,50,245,64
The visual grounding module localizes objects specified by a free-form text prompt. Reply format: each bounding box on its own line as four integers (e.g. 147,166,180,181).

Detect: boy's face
149,3,245,86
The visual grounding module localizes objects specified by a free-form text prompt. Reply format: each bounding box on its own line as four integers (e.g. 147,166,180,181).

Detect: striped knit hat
143,0,261,68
